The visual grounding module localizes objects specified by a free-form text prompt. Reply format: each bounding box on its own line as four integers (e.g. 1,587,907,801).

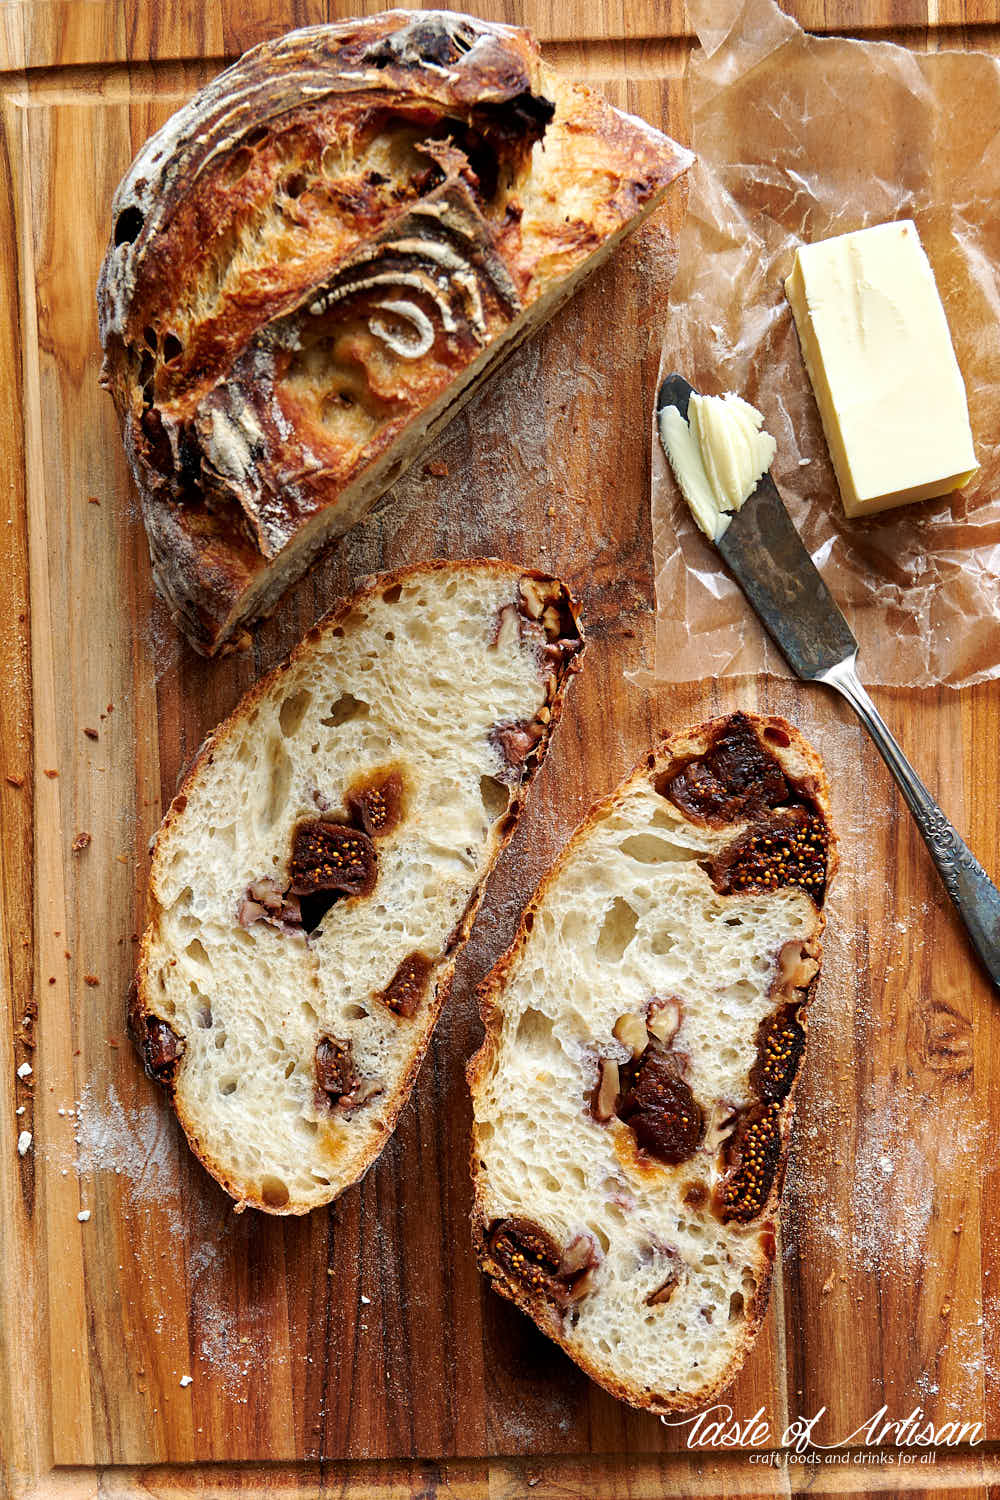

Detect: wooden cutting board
3,4,1000,1497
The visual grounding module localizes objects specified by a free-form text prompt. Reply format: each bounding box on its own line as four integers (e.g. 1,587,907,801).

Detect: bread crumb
44,768,58,778
16,1062,32,1079
17,1130,31,1156
84,974,100,986
5,774,24,788
15,1106,24,1116
72,832,91,852
179,1375,193,1387
83,727,99,741
360,1294,371,1305
424,459,449,477
88,496,101,505
77,1209,90,1222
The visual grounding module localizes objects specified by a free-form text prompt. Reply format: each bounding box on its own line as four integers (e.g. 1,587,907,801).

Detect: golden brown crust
97,12,691,655
467,711,836,1411
131,557,584,1214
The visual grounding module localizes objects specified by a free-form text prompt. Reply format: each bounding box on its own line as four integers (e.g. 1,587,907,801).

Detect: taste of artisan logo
661,1404,984,1465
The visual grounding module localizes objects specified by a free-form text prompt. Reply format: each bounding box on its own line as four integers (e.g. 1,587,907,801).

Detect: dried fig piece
315,1035,357,1101
715,1101,782,1223
315,1035,382,1114
132,1007,184,1085
659,713,789,826
289,820,377,899
489,1216,564,1298
705,808,828,902
375,951,433,1018
345,767,404,839
488,1217,599,1308
617,1041,704,1165
751,1004,805,1105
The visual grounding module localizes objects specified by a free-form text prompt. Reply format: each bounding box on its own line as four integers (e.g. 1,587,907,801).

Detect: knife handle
819,655,1000,990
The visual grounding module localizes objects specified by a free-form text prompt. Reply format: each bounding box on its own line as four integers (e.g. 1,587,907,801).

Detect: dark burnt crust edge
467,710,835,1413
130,558,585,1214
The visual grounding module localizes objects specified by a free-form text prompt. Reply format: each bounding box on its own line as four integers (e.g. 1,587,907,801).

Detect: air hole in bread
729,1291,745,1321
219,1076,237,1096
321,692,369,727
650,927,676,957
194,1002,212,1029
223,146,253,183
514,1006,554,1053
618,834,688,865
260,1175,290,1208
283,1059,296,1078
262,741,292,826
279,688,312,737
480,774,510,821
185,938,209,968
114,205,144,246
214,1030,227,1049
301,999,319,1025
596,898,639,961
162,333,183,363
382,584,402,604
344,1003,369,1020
283,171,307,199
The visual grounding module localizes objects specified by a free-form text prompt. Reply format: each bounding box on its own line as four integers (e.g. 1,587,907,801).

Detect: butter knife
657,372,1000,989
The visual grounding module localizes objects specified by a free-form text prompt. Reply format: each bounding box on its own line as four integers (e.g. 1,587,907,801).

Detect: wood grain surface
3,3,1000,1498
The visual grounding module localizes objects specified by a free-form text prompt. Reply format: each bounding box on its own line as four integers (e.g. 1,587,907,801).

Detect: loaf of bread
468,712,835,1411
130,560,583,1213
97,11,692,655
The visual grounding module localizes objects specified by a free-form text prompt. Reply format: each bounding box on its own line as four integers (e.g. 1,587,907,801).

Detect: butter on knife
658,391,776,541
785,220,978,518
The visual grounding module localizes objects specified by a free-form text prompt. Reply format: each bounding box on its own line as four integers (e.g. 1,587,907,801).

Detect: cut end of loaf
96,12,691,654
468,711,835,1412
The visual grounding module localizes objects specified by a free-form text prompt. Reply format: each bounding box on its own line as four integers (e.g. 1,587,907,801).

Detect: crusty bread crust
467,711,836,1412
130,558,584,1213
97,11,691,655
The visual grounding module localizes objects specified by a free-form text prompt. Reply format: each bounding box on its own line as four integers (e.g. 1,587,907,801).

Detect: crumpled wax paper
652,0,1000,688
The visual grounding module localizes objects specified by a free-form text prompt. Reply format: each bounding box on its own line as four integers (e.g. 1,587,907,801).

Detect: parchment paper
652,0,1000,688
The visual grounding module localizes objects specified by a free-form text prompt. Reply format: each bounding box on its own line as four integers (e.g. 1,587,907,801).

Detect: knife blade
655,370,1000,990
656,372,856,680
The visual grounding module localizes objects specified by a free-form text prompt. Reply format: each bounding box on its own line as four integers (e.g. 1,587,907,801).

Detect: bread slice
468,712,835,1412
130,560,583,1213
97,11,691,655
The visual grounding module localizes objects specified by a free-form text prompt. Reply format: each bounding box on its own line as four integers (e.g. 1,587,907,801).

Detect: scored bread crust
97,10,692,655
467,711,837,1413
130,558,584,1213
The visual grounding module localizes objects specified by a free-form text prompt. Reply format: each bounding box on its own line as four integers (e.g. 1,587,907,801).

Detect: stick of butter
785,220,977,518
